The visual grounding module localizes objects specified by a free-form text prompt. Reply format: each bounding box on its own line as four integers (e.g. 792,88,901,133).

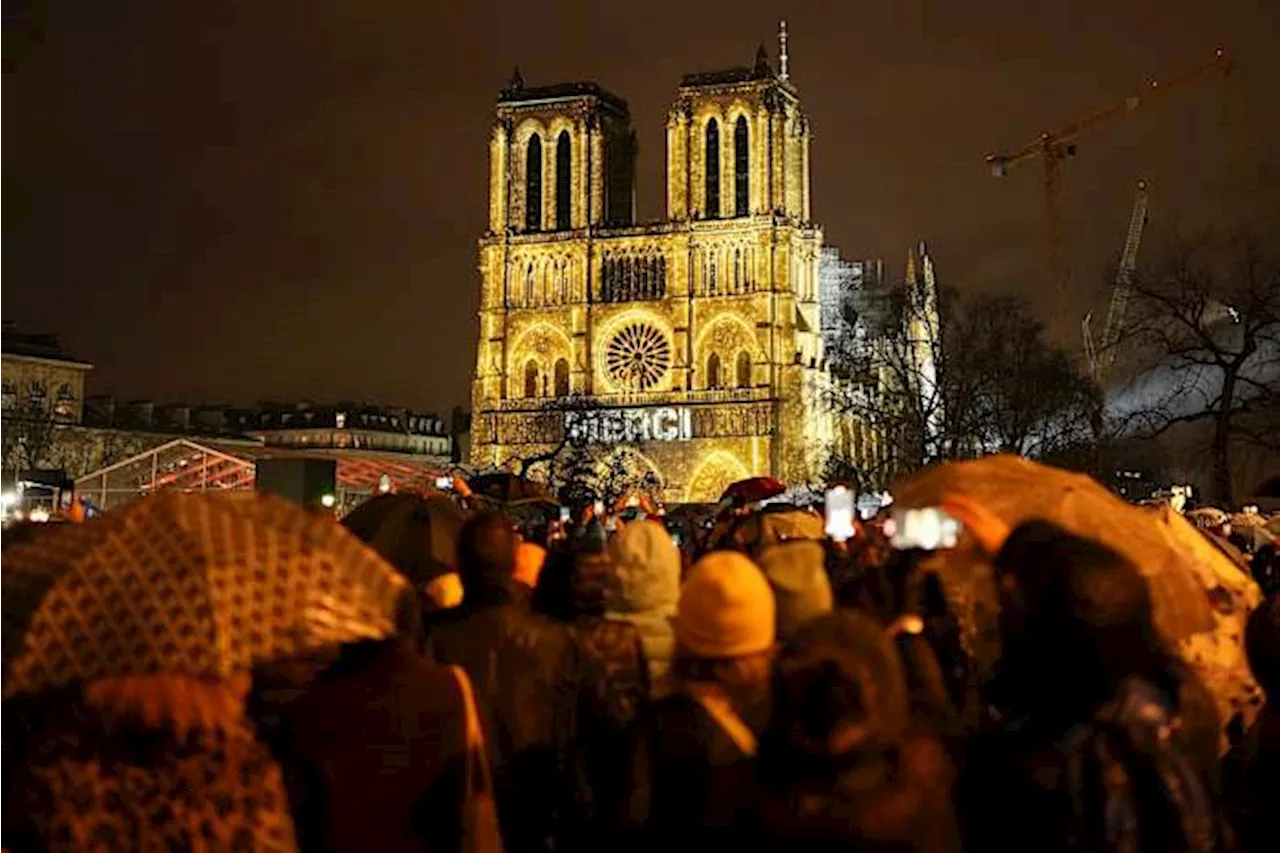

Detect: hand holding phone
888,507,962,551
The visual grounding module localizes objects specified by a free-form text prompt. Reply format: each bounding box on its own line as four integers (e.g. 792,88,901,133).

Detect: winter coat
251,638,484,853
573,552,652,835
960,676,1229,853
425,578,598,853
607,521,682,692
623,691,767,852
3,675,298,852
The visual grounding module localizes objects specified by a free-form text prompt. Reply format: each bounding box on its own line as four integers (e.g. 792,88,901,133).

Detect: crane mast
1084,180,1149,382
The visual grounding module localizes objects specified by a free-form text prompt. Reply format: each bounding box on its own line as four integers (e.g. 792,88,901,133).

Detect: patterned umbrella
2,491,407,699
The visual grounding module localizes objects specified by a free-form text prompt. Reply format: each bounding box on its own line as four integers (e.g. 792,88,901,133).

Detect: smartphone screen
824,486,856,542
888,507,962,550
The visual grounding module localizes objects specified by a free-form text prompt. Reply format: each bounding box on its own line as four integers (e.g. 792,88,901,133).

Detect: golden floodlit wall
471,56,867,501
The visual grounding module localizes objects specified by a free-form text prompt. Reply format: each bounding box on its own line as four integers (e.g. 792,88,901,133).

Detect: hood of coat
606,520,681,617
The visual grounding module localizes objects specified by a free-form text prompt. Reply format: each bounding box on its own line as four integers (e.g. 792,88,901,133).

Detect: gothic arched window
734,248,742,292
525,134,542,232
524,361,541,398
708,251,718,295
525,262,535,305
734,116,749,217
736,351,752,388
555,131,572,231
554,358,570,396
704,119,720,218
707,352,722,389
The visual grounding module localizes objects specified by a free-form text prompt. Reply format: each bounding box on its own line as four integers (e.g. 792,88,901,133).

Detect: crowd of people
2,484,1278,852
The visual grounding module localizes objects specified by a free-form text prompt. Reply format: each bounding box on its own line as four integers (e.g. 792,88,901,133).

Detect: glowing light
320,494,336,508
379,474,392,494
0,491,16,510
29,508,51,523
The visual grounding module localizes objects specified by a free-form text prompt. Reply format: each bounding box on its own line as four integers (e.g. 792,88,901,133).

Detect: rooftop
1,326,92,367
497,78,629,112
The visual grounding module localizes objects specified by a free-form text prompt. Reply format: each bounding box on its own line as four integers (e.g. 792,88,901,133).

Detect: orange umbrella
891,455,1218,670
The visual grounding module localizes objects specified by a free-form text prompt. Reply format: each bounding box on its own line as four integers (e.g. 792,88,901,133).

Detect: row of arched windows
695,244,756,296
524,358,571,398
524,131,574,232
601,255,667,303
703,116,750,218
514,256,576,307
705,350,753,390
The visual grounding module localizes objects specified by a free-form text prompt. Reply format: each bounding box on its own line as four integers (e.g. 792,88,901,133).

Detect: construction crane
1083,179,1149,383
987,48,1230,315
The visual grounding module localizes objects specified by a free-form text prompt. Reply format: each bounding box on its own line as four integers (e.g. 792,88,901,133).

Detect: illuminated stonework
470,47,878,501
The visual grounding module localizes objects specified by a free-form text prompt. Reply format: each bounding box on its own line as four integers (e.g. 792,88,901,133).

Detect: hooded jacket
607,521,682,691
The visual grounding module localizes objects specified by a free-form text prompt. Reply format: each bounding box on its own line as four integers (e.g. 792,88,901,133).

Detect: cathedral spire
778,20,789,80
507,66,524,91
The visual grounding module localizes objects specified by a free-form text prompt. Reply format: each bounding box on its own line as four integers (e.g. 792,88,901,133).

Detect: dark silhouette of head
992,520,1173,724
457,512,518,604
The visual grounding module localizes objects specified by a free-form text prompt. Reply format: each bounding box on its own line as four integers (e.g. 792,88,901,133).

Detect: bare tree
1107,232,1280,503
826,287,1096,486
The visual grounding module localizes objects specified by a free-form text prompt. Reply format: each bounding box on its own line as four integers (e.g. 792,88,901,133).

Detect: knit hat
674,551,776,658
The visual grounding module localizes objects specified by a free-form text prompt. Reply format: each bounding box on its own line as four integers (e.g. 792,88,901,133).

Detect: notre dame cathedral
469,28,885,502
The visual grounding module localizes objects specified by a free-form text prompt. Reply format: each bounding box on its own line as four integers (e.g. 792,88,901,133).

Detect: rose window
605,322,672,391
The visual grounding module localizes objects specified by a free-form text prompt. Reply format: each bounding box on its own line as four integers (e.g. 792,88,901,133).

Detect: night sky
7,1,1278,416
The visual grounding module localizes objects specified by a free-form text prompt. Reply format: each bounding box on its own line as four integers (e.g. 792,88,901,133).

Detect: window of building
525,134,542,231
555,131,572,231
524,361,541,398
28,380,47,404
1,379,14,410
53,383,76,420
707,352,722,389
704,119,720,218
554,358,570,396
734,116,749,217
736,351,752,388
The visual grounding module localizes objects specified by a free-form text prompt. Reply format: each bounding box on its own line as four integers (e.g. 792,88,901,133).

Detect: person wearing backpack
621,551,776,850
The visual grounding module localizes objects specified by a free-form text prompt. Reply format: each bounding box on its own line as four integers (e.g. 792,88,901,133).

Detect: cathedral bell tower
487,72,637,235
665,35,811,223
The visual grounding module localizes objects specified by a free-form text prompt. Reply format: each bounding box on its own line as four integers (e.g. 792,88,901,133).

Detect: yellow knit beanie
674,550,776,658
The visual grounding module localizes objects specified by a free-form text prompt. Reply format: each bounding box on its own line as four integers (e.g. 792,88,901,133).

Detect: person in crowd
1224,595,1280,852
606,519,683,693
426,512,600,853
752,610,960,852
5,672,300,851
555,526,650,835
958,514,1229,852
754,533,835,642
623,550,776,847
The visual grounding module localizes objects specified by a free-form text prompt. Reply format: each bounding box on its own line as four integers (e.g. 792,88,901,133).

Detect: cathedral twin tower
471,31,864,502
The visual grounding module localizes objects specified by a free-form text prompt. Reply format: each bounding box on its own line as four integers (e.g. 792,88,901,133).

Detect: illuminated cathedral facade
470,33,879,501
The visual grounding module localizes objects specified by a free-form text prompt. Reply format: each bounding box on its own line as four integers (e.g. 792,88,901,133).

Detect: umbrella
1186,507,1230,527
720,476,786,505
2,491,408,700
891,455,1218,667
341,493,467,584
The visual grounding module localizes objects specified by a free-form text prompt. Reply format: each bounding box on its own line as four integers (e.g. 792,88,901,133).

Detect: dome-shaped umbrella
341,493,468,585
2,491,408,700
719,476,786,505
892,455,1258,727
